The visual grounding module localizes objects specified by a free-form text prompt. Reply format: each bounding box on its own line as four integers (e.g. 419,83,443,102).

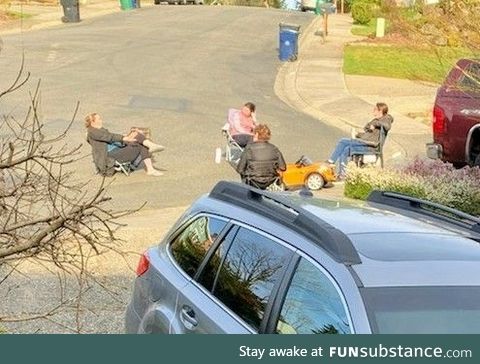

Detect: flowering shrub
344,158,480,216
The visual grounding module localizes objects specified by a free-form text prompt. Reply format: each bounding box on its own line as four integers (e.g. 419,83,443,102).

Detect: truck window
458,62,480,92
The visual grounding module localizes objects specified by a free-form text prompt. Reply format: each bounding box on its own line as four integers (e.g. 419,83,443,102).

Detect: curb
275,16,358,133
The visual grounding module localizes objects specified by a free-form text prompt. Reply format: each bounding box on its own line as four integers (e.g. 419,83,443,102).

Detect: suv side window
197,226,237,291
208,227,291,331
276,257,350,334
170,216,227,278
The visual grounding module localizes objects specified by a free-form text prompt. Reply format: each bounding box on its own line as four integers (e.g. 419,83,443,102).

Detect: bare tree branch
0,61,141,331
0,54,30,99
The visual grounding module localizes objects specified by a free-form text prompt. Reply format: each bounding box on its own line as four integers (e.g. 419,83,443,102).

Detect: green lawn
6,11,33,19
343,44,475,83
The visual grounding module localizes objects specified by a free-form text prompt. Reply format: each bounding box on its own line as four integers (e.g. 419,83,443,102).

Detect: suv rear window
276,257,350,334
170,215,227,278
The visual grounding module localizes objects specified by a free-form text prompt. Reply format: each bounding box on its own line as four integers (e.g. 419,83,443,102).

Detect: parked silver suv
125,181,480,334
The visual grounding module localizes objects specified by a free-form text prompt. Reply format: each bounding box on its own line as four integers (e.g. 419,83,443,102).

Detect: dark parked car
126,181,480,334
427,59,480,167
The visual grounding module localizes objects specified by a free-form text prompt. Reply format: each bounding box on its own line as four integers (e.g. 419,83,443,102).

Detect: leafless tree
384,0,480,53
0,59,139,332
380,1,479,91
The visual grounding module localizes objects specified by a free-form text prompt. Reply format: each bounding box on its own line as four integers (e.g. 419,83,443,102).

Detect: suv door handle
180,305,198,330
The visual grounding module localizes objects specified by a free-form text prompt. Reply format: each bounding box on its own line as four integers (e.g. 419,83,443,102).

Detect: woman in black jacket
236,124,286,189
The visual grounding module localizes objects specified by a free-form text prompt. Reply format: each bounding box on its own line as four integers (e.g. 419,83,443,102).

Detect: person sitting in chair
327,102,393,177
85,113,164,177
225,102,257,148
236,124,286,190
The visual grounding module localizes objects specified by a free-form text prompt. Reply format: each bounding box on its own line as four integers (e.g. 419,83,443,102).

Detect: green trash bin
119,0,134,10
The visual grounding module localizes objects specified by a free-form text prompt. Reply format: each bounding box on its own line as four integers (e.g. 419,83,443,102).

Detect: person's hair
376,102,388,115
244,102,256,113
85,113,98,128
254,124,271,141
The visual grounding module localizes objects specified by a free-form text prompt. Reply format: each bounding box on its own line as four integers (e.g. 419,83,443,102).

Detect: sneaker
147,169,164,177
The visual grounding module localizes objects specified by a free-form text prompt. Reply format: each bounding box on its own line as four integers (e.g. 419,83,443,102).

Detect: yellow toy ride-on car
279,155,336,191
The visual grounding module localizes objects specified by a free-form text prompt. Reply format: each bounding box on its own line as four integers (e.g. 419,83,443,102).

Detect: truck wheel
475,154,480,167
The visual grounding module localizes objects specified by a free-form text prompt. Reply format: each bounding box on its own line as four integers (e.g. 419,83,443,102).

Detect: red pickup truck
427,59,480,167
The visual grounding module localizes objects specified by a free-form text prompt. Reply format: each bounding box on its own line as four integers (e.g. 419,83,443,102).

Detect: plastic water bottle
215,147,222,164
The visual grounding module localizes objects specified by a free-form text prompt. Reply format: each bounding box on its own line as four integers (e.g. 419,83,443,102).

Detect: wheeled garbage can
60,0,80,23
279,23,300,62
120,0,134,10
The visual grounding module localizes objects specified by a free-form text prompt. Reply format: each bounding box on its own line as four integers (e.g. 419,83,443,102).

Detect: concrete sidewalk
275,14,437,165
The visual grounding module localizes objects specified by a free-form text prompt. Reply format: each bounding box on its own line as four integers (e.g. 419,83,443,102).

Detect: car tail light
433,106,447,135
136,252,150,277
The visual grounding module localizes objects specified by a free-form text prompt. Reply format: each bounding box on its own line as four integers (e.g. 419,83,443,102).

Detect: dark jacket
236,141,286,189
87,127,124,176
356,114,394,146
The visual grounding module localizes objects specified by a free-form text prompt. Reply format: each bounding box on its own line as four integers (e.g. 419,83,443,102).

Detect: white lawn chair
221,125,244,168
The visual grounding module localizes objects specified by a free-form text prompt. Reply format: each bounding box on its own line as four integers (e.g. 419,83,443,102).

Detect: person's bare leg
144,158,163,176
143,139,165,153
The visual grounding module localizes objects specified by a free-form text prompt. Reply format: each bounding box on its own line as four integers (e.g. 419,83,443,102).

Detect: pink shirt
227,108,256,136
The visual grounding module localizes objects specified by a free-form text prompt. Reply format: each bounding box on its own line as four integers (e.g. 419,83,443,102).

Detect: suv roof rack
367,190,480,235
209,181,361,265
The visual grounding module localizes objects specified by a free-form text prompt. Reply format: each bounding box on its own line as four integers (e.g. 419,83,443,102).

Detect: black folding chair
351,126,388,168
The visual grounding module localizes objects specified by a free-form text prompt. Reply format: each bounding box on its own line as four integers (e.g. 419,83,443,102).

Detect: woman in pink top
227,102,257,147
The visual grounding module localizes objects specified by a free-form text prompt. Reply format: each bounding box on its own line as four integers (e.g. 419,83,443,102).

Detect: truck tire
474,154,480,167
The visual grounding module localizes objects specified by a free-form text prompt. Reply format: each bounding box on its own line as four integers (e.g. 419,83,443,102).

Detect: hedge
344,158,480,216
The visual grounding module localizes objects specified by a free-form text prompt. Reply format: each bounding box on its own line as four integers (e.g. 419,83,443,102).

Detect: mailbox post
315,0,336,42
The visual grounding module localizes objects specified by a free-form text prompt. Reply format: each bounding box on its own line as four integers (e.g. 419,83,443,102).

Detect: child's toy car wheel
305,173,325,190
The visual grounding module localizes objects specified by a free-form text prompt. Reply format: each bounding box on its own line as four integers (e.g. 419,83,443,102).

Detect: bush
344,158,480,216
351,1,375,25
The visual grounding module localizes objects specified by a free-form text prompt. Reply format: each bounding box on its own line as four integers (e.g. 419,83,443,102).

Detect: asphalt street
0,6,344,210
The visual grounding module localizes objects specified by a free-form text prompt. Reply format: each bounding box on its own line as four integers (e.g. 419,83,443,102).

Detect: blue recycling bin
279,23,300,62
